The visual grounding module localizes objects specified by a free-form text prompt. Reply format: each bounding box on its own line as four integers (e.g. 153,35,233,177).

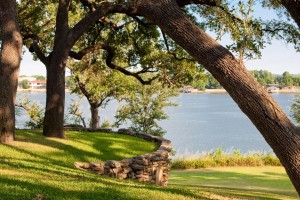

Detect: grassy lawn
0,130,298,200
169,167,298,199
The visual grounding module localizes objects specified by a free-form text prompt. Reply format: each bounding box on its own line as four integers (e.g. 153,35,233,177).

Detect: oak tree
0,0,22,143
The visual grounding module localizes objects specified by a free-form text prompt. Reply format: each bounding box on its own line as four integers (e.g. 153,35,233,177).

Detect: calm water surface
16,92,295,155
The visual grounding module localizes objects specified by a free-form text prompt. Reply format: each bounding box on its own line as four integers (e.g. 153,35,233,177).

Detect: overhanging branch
29,42,49,65
69,44,158,85
176,0,220,7
161,30,195,62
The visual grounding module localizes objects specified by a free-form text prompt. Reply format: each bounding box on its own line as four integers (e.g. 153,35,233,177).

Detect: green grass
170,167,297,199
0,130,297,200
171,148,281,169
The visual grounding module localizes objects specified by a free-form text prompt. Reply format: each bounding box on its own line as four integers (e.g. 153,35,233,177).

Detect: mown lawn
0,130,298,200
169,167,298,199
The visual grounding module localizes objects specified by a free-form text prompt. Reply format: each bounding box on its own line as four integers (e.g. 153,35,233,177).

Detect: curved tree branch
69,2,135,46
29,42,49,66
69,44,158,85
161,30,195,62
20,26,40,41
176,0,220,7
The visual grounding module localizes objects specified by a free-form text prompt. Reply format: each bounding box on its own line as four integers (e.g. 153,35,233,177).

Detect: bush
171,148,281,169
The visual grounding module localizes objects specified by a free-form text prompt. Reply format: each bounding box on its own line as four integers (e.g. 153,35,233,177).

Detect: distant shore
17,88,300,94
186,88,300,94
17,89,70,92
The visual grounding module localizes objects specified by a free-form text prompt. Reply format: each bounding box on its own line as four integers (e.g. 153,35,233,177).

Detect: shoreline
17,89,70,93
186,88,300,94
17,88,299,94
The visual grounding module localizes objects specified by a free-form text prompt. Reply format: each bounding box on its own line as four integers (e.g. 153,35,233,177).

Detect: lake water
16,92,296,155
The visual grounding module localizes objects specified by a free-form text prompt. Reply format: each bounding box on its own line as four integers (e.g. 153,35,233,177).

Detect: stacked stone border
74,128,172,185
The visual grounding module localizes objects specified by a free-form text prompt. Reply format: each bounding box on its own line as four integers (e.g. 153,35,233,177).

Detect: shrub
171,148,281,169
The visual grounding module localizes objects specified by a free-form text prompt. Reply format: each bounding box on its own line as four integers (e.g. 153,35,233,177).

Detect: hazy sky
19,3,299,76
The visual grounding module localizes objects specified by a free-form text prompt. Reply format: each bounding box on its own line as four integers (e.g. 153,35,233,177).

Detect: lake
16,92,296,155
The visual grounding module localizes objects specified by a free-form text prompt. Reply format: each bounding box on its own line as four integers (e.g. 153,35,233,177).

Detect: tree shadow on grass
0,176,141,200
15,130,157,163
0,173,215,200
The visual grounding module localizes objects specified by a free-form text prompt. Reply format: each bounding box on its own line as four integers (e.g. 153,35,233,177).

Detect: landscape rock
75,130,172,185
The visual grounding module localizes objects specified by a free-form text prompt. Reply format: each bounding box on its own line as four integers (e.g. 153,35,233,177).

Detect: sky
19,2,299,76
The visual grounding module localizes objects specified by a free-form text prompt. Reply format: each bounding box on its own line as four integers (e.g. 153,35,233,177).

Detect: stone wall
74,128,172,185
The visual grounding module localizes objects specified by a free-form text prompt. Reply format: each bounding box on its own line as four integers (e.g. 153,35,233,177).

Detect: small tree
16,95,44,129
291,95,300,126
66,98,87,128
69,51,133,129
115,80,178,137
21,80,30,89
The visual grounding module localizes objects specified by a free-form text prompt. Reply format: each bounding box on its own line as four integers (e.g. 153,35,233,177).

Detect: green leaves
291,94,300,126
114,80,178,137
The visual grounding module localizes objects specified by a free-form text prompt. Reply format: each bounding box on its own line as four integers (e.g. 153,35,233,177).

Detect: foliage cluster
15,95,44,129
250,70,300,87
115,80,179,136
16,95,91,129
190,70,300,90
171,148,281,169
20,80,30,89
291,95,300,126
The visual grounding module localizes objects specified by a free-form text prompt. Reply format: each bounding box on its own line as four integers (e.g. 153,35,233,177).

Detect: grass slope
0,130,297,200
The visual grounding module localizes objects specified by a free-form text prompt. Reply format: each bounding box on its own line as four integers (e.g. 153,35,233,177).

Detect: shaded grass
0,130,297,200
171,148,281,169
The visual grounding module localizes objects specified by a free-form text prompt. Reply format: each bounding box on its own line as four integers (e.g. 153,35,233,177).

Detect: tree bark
281,0,300,29
0,0,22,143
136,0,300,195
90,103,99,129
41,0,72,138
43,57,67,138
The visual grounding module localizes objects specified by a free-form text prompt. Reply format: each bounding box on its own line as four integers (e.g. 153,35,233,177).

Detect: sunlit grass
169,167,298,199
0,130,297,200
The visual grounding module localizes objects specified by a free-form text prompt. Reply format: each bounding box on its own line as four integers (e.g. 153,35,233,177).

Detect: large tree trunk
0,0,22,143
281,0,300,29
136,0,300,194
42,0,71,138
43,57,66,138
90,103,100,129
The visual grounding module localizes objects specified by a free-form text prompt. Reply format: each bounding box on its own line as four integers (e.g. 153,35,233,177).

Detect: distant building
28,80,46,89
281,86,299,92
18,77,35,89
265,84,280,88
181,85,194,93
266,86,279,93
18,77,47,90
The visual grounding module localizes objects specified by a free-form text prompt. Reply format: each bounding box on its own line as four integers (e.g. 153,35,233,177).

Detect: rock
117,173,127,179
151,156,164,161
155,167,164,185
122,167,132,174
106,160,121,168
118,128,135,135
64,124,84,128
133,158,149,165
131,164,144,171
90,162,101,167
88,128,113,132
